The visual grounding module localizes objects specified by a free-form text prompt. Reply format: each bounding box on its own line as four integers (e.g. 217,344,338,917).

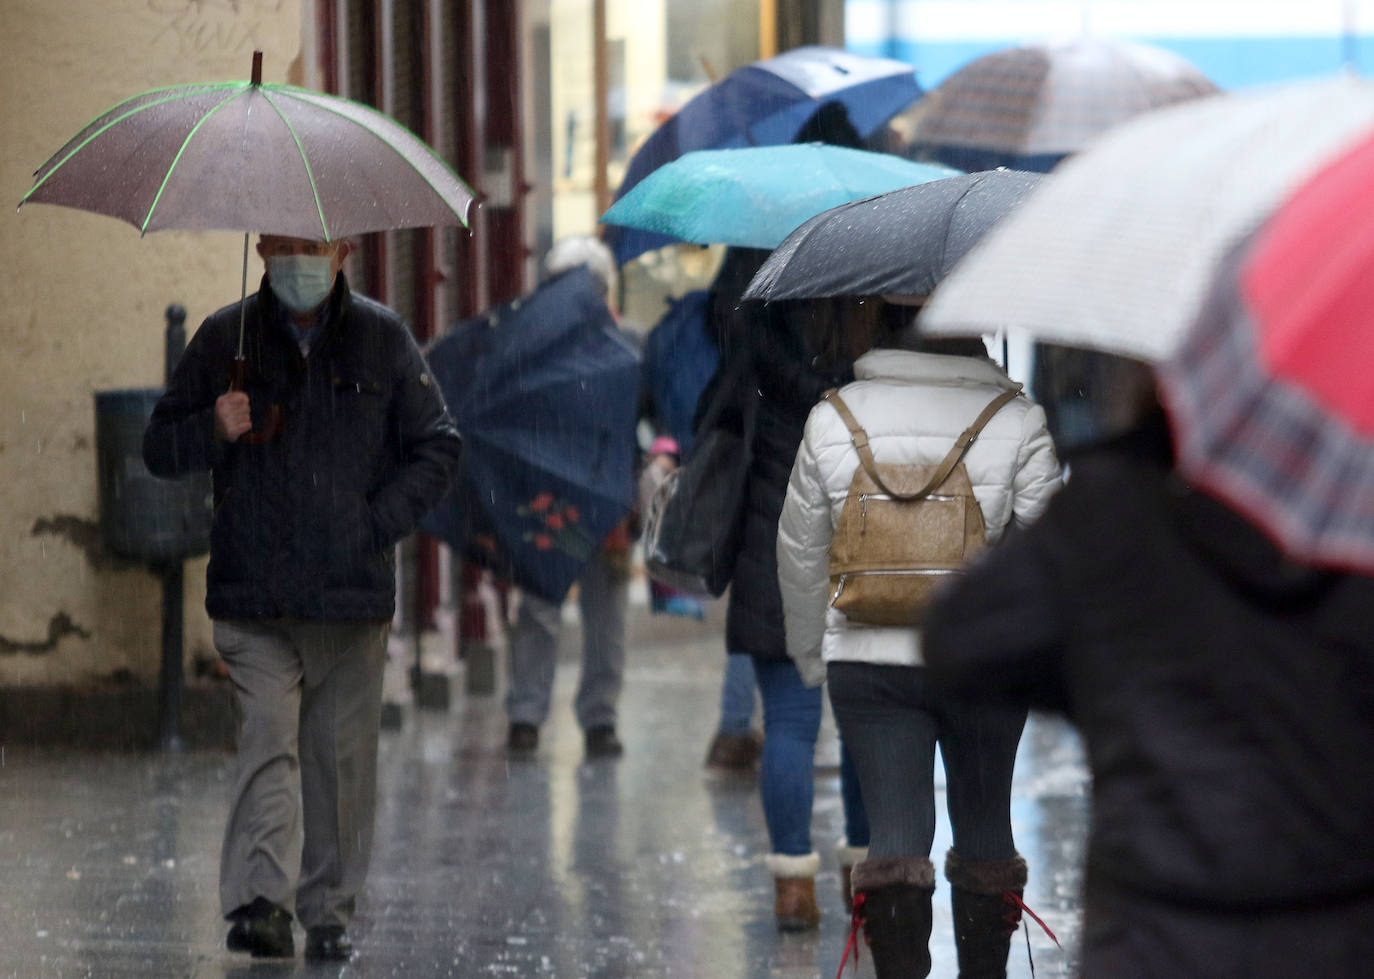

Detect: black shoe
305,924,353,962
507,722,539,753
225,897,294,958
584,725,623,758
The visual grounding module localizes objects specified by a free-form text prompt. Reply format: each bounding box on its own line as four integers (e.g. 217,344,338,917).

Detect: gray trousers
214,618,388,929
827,661,1025,862
505,547,627,730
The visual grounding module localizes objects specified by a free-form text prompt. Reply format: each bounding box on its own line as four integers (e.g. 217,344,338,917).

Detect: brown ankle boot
836,842,868,911
704,730,764,770
766,852,821,931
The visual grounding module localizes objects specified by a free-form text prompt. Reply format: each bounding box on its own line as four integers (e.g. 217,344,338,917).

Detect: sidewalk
0,597,1088,978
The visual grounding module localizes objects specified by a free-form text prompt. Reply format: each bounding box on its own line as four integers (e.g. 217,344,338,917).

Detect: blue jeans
718,652,757,734
753,657,867,856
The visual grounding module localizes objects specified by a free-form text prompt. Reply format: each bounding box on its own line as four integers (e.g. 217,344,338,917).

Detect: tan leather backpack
823,385,1020,627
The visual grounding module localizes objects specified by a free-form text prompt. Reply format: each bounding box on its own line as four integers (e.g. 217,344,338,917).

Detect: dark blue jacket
144,274,461,622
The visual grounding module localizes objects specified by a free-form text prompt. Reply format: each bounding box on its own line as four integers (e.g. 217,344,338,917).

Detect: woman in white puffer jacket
777,311,1060,979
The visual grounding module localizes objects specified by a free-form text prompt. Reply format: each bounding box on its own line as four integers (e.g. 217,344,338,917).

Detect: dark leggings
827,661,1026,862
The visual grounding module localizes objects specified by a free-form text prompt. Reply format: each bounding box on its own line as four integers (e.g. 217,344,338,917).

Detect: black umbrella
742,170,1042,302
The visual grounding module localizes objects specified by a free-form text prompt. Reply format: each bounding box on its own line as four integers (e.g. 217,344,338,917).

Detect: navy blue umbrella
421,268,641,602
605,46,921,264
641,290,718,455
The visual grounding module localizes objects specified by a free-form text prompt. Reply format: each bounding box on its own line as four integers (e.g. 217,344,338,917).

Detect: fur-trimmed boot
851,856,936,979
765,852,822,931
944,849,1028,979
835,840,869,911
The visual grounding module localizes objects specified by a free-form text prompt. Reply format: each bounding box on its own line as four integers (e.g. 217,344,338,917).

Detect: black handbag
642,353,758,597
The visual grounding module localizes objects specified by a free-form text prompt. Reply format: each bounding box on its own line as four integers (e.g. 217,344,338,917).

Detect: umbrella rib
937,178,984,283
141,87,250,234
20,84,236,205
258,88,331,240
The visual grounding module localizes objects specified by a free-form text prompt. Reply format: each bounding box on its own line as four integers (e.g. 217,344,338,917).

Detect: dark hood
1087,410,1334,603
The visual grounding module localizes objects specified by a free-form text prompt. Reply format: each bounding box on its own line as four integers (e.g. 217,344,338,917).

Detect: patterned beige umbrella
907,38,1218,173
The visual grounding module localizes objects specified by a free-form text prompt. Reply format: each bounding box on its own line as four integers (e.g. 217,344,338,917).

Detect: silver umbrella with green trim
18,51,475,370
19,51,474,241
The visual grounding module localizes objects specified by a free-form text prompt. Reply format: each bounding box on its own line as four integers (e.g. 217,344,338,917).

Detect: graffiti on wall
149,0,287,56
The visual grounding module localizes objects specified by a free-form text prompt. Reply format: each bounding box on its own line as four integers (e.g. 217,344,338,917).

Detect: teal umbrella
604,46,923,263
600,144,958,252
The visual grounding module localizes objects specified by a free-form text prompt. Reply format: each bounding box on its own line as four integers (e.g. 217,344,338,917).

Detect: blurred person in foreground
924,352,1374,976
777,299,1061,977
504,235,637,760
143,234,462,961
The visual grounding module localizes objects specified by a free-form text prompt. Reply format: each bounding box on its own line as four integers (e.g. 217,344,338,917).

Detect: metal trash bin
94,388,211,564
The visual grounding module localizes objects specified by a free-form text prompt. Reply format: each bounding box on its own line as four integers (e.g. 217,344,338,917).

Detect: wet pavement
0,600,1088,978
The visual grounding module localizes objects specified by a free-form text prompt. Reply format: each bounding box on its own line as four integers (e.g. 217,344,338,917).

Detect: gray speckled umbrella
743,170,1041,302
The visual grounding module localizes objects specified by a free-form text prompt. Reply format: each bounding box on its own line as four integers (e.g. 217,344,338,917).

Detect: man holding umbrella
143,233,462,961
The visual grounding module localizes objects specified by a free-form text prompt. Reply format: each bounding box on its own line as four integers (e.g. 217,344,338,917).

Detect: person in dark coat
697,247,767,773
923,379,1374,977
703,252,870,928
144,234,462,962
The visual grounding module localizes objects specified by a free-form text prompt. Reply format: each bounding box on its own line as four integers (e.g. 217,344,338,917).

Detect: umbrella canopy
907,38,1219,173
641,290,718,455
19,55,474,239
1156,126,1374,573
600,144,957,252
606,46,921,263
743,170,1041,302
919,76,1374,362
419,268,641,603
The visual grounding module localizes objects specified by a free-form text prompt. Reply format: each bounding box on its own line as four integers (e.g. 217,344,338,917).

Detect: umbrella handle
229,356,283,445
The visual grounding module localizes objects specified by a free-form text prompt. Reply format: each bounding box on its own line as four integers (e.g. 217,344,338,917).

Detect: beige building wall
0,0,302,687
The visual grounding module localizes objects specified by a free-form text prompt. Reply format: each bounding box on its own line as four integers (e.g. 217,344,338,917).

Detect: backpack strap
823,385,1023,501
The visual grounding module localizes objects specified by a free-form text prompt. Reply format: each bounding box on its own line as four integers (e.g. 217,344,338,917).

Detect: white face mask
267,254,335,313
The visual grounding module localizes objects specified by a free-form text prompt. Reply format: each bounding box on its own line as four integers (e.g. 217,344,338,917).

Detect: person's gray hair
544,235,618,300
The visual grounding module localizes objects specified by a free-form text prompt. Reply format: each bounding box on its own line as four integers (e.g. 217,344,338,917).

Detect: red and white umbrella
1157,127,1374,573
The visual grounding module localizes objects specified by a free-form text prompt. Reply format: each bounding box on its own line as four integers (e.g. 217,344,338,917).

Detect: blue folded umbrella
641,290,718,455
602,145,957,252
605,46,922,263
421,268,641,603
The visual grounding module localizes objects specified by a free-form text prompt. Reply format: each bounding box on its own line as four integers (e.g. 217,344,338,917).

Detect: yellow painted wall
0,0,301,686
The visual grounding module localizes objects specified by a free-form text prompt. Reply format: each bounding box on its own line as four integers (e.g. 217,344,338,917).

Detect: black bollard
164,304,186,387
158,560,186,752
158,304,188,752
